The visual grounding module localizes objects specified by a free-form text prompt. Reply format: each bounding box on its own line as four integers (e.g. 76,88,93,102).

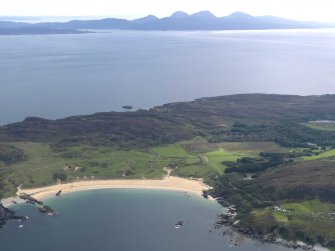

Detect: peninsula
0,94,335,249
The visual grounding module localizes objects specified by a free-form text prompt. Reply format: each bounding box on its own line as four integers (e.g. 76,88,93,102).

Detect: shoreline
11,176,212,202
2,177,330,251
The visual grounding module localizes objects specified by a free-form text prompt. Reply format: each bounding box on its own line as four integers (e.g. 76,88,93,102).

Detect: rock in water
0,203,27,228
38,205,56,216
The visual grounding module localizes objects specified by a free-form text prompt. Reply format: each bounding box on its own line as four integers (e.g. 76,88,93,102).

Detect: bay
0,189,301,251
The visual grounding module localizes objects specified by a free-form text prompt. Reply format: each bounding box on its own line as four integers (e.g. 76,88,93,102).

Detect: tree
52,172,67,182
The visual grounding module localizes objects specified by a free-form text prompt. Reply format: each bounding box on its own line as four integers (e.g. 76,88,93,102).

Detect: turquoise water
0,189,301,251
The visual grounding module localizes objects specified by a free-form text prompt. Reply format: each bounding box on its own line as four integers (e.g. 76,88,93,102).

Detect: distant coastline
0,11,333,33
0,27,90,35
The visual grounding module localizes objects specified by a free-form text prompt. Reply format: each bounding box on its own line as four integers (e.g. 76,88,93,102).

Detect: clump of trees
0,145,25,164
52,172,67,182
210,122,335,148
224,152,287,174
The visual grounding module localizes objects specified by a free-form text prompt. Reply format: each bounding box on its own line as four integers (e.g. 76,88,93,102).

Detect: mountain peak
145,15,158,19
191,11,216,19
170,11,189,19
133,15,158,24
224,12,258,22
228,12,253,18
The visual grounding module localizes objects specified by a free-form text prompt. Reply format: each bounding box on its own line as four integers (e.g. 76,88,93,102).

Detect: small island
38,205,56,216
122,105,133,110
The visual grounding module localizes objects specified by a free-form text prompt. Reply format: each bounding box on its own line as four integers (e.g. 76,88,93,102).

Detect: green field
282,200,335,214
2,139,332,200
177,140,280,176
182,140,287,154
303,122,335,131
151,143,208,178
152,144,195,158
203,148,252,174
3,142,172,192
303,149,335,160
0,140,267,195
213,142,287,153
152,143,256,177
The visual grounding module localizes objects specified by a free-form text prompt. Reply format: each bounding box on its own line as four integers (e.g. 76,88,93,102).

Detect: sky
1,0,335,22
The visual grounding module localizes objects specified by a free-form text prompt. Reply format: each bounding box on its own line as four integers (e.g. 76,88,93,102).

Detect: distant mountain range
0,11,333,34
0,27,87,35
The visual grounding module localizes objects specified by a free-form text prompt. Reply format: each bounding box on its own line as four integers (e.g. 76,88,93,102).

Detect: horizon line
0,11,322,23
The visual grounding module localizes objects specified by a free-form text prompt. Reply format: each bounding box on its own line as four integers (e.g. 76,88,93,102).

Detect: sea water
1,29,335,125
0,189,303,251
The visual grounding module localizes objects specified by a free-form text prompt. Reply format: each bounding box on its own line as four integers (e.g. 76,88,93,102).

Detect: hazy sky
1,0,335,22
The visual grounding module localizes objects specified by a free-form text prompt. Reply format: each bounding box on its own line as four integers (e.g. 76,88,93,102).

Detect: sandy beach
15,176,212,201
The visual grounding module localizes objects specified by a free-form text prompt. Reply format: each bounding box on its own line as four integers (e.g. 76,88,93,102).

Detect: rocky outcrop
19,193,43,205
0,203,27,228
38,205,56,216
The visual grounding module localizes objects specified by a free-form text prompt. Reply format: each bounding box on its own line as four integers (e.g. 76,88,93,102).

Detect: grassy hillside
247,199,335,245
303,121,335,131
0,140,271,195
210,160,335,247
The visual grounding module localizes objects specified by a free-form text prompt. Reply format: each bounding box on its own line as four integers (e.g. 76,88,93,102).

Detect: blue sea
1,29,335,125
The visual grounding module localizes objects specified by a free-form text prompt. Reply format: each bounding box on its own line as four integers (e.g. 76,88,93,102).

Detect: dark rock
38,205,56,215
0,203,27,228
19,193,43,205
202,190,209,199
122,106,133,110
